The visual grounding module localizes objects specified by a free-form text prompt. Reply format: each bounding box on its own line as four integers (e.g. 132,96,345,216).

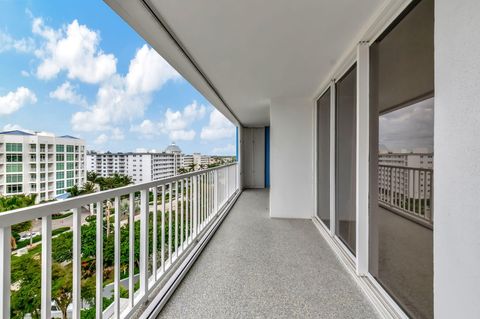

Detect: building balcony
0,164,242,318
157,189,377,319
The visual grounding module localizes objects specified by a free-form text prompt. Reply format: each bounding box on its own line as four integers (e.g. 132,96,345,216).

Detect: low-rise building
0,130,86,202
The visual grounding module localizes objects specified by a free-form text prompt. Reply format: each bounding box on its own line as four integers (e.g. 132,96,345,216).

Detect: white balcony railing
378,165,433,226
0,163,239,318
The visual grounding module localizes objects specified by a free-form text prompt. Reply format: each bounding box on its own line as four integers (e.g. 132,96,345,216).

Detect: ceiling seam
140,0,243,126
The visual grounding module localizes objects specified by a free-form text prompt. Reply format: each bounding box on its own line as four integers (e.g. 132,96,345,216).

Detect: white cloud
0,87,37,115
126,44,181,94
49,81,88,107
1,124,54,136
71,45,180,132
33,18,116,83
94,134,108,145
212,144,236,156
2,124,33,133
20,70,30,77
130,119,158,137
0,30,35,53
379,98,434,152
111,127,124,140
94,127,124,145
130,101,206,141
200,109,235,140
170,129,196,141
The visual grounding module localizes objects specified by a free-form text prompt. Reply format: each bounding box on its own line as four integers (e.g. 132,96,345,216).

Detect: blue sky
0,0,236,155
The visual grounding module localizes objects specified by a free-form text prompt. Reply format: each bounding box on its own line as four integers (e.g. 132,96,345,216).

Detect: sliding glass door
316,89,330,227
369,0,434,318
335,65,357,254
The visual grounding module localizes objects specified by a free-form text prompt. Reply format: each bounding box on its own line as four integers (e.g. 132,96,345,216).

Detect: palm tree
81,182,96,194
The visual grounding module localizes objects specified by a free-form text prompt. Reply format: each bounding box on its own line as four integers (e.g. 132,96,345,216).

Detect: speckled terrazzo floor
158,189,378,319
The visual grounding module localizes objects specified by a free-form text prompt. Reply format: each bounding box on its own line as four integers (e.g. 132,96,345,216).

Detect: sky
0,0,236,156
379,97,434,153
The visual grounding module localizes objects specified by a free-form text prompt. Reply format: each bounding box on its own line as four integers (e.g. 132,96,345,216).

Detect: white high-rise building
0,130,86,202
87,143,183,184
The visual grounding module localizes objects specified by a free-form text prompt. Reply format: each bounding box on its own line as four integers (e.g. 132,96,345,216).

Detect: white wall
435,1,480,317
270,98,313,219
242,127,265,188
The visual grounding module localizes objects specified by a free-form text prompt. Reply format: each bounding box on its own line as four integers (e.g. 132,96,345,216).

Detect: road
29,206,91,233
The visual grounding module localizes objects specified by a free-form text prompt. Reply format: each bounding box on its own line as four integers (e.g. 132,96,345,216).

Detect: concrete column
269,98,314,219
435,1,480,317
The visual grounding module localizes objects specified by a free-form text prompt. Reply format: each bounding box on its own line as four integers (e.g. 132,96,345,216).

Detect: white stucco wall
435,1,480,317
269,98,314,219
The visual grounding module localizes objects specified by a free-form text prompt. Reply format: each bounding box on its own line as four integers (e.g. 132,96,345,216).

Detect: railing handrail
0,163,237,228
378,164,433,172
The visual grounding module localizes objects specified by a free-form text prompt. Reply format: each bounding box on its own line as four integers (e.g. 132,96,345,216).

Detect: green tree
10,254,41,319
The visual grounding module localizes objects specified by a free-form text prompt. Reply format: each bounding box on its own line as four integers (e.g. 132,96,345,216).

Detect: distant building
182,153,210,170
87,142,183,184
378,152,433,200
0,130,86,202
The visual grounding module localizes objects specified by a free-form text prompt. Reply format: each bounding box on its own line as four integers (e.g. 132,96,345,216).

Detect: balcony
0,164,240,318
158,189,377,318
0,164,382,318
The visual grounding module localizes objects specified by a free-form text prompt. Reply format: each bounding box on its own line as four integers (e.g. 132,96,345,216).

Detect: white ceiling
147,0,387,126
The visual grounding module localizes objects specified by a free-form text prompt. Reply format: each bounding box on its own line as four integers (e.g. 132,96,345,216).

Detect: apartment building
0,130,86,202
379,152,433,169
87,143,183,183
182,152,210,170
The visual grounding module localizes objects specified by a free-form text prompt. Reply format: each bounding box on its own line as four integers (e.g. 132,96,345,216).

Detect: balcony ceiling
107,0,387,126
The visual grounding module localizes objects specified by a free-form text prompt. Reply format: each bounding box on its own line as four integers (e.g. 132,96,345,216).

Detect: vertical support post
193,176,198,237
0,226,11,319
152,187,158,280
140,189,149,298
180,179,184,250
329,80,336,237
356,41,370,275
72,207,82,319
189,177,193,242
114,196,121,318
41,215,52,319
161,185,165,272
175,181,178,258
214,170,218,215
128,194,134,308
226,166,230,198
96,202,104,317
168,183,172,266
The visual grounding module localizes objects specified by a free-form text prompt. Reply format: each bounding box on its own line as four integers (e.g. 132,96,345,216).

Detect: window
67,171,74,179
56,154,64,161
56,144,64,152
6,184,23,194
56,163,65,170
66,179,74,187
335,65,357,254
56,189,64,195
66,145,74,152
6,143,22,152
6,154,22,162
6,164,23,173
6,174,23,183
56,172,65,180
30,154,36,162
66,154,74,161
56,181,64,189
316,88,331,227
369,0,434,318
